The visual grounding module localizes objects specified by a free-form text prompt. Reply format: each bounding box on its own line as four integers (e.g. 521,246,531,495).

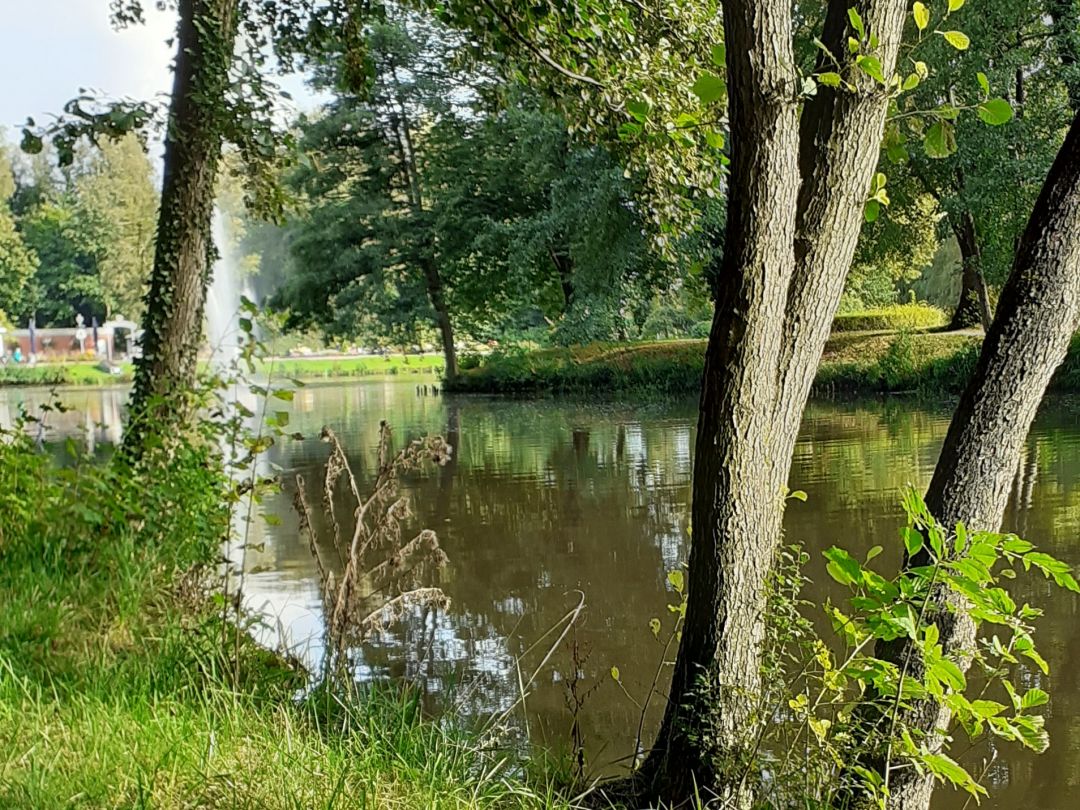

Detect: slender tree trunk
387,65,458,380
548,246,575,312
124,0,238,452
948,211,993,330
623,1,907,804
424,256,458,379
876,111,1080,810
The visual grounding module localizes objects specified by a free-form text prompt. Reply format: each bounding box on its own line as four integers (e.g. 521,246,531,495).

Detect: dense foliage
0,134,156,327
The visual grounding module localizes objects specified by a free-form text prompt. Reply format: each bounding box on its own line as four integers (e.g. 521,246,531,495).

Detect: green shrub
831,303,947,333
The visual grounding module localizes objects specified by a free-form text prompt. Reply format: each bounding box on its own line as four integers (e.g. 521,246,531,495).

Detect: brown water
4,380,1080,808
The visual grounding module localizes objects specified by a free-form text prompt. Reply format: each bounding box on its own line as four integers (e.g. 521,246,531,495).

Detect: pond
4,380,1079,809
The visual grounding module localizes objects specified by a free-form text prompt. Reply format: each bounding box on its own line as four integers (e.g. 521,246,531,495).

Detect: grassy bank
0,354,444,388
0,426,563,808
447,331,1080,396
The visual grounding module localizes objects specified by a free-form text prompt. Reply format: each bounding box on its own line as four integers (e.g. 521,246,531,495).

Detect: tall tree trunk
424,255,458,380
948,211,993,330
124,0,238,452
623,1,907,804
876,111,1080,810
387,65,458,381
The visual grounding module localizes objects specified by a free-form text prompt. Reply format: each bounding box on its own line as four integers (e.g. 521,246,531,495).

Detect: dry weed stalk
293,422,452,653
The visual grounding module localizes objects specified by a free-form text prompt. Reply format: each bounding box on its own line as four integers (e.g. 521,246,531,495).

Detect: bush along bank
446,332,1080,397
0,402,566,810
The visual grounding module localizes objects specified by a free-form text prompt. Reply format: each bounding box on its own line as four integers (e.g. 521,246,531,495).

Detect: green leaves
825,546,864,587
856,55,885,84
924,120,957,158
977,98,1014,126
691,72,726,106
626,98,651,123
848,7,866,40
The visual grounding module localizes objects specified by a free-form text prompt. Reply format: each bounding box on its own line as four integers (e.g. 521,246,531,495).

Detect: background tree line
0,133,156,329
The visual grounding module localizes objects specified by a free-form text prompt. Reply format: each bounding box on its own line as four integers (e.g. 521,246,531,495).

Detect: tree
75,134,158,321
866,109,1080,810
276,15,673,354
122,0,241,447
0,141,37,321
880,0,1073,328
431,1,1039,806
17,197,109,326
22,0,374,449
843,192,940,310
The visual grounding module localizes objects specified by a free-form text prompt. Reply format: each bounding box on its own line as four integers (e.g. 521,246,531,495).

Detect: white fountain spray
205,208,255,370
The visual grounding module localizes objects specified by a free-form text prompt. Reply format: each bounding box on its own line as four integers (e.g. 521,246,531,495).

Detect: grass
447,332,1080,397
0,354,444,388
0,422,568,809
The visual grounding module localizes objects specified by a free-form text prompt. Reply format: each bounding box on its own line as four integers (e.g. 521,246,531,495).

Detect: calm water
4,380,1080,809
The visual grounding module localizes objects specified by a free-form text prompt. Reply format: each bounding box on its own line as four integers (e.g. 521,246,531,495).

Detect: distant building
0,320,141,363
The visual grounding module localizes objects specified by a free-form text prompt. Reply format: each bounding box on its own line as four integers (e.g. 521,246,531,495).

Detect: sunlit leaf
940,30,970,50
913,2,930,31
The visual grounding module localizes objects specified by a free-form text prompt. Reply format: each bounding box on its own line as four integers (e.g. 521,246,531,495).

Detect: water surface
4,381,1079,809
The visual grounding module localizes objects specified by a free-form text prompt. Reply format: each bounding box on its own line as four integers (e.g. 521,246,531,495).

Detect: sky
0,1,319,156
0,1,176,133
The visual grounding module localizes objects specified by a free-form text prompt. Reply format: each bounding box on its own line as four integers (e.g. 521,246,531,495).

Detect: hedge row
447,333,1080,397
831,303,947,333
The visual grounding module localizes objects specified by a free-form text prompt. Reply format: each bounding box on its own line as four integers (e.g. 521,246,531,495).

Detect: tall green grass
0,414,569,810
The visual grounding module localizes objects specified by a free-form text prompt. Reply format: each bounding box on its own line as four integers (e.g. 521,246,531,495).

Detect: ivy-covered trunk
878,111,1080,810
124,0,238,452
948,211,993,330
628,0,908,803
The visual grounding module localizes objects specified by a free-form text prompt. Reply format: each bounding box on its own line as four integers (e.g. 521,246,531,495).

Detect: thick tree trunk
624,1,907,804
948,212,993,330
124,0,238,452
877,112,1080,810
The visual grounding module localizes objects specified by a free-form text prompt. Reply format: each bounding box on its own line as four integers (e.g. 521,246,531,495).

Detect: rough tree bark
876,111,1080,810
124,0,239,453
948,211,993,330
622,0,908,804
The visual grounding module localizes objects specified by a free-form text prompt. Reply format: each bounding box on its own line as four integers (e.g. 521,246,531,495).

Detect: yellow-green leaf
913,2,930,31
667,569,685,593
610,666,621,681
948,0,965,10
848,7,866,39
940,30,970,50
902,73,920,91
818,71,842,87
914,60,929,79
